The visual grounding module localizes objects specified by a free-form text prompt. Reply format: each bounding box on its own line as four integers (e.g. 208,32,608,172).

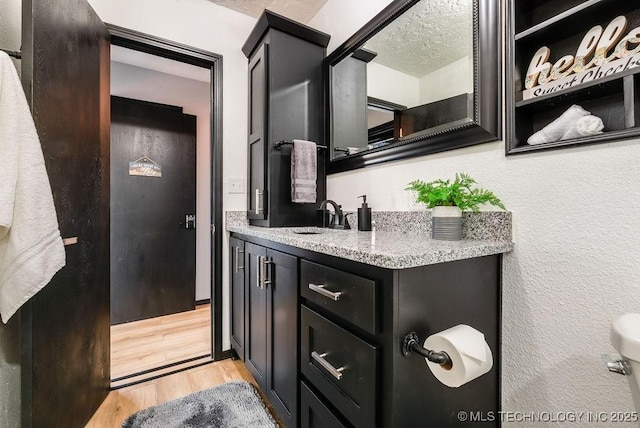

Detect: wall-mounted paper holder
402,332,452,367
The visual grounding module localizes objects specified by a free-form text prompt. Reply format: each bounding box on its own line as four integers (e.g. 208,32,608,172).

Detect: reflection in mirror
331,0,475,160
326,0,500,174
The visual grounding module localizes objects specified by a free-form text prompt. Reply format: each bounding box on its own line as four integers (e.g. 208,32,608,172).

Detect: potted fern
406,173,505,240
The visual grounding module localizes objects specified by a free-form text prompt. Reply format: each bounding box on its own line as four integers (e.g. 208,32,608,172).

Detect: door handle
234,247,244,273
255,189,264,214
308,283,342,301
179,214,196,229
311,351,344,380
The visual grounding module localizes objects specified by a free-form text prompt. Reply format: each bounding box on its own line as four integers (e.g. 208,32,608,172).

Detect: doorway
108,25,224,386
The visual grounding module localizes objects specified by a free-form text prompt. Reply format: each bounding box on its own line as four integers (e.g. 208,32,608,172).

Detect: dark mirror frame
325,0,501,174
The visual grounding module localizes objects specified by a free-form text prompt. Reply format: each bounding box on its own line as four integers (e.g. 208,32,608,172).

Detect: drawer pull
255,189,264,214
256,255,263,289
311,351,344,380
234,247,244,273
262,258,272,287
308,283,342,301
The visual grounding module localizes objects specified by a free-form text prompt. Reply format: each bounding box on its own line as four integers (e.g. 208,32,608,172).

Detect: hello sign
523,15,640,100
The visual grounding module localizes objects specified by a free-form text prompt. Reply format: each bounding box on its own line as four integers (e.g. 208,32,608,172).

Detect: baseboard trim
219,349,235,360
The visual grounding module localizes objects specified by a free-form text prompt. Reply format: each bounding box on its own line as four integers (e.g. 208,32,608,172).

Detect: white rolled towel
560,115,604,140
527,104,590,145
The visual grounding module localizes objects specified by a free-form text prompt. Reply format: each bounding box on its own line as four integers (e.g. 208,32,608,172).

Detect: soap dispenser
357,195,372,231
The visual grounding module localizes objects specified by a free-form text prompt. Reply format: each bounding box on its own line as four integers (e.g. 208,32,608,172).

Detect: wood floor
86,358,259,427
110,304,211,380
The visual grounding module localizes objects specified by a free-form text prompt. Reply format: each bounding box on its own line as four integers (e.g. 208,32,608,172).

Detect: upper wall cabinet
506,0,640,154
325,0,501,174
242,11,330,227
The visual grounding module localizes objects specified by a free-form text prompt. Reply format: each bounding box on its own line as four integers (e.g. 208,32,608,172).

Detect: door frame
108,24,225,360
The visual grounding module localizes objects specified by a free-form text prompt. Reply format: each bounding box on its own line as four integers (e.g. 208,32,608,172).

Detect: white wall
418,55,473,104
0,0,22,425
0,0,21,74
328,140,640,426
88,0,256,349
316,1,640,426
110,61,212,301
367,62,419,108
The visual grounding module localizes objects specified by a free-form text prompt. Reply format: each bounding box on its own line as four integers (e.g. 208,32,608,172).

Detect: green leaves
405,173,505,212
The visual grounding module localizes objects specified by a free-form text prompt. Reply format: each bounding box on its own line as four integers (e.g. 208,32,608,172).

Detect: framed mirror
325,0,501,174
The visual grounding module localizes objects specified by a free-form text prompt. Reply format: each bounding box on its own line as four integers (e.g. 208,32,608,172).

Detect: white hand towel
560,115,604,140
527,104,590,145
0,51,65,323
291,139,317,204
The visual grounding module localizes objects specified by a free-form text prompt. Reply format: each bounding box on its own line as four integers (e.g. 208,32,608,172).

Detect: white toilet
611,313,640,414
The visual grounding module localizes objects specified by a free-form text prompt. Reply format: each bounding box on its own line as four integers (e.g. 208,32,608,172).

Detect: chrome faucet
318,200,351,229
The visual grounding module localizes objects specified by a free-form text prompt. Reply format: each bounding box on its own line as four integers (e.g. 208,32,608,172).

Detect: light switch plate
228,177,245,194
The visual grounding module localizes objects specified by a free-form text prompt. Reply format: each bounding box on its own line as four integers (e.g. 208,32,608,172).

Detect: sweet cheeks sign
523,15,640,100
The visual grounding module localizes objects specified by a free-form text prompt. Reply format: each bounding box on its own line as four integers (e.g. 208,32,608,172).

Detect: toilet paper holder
402,332,452,367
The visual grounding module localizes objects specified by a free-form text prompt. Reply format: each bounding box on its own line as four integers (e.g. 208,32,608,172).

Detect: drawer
300,259,377,334
300,381,349,428
301,306,376,428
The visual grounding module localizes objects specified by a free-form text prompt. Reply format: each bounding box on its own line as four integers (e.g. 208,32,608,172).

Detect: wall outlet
407,190,422,211
227,176,245,194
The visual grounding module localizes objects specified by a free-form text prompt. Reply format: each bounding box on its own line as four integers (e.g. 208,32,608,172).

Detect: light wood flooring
86,358,259,427
110,304,211,381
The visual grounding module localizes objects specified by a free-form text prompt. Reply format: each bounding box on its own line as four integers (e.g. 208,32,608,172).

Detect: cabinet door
247,43,268,220
245,242,268,389
229,237,246,360
266,248,299,427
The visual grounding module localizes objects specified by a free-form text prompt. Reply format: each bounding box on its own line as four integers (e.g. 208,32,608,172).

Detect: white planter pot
431,206,462,240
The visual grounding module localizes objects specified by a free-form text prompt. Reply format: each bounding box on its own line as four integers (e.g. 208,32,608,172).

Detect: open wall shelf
506,0,640,154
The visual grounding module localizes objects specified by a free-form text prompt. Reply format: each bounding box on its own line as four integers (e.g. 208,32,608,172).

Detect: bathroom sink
291,227,328,235
290,227,348,235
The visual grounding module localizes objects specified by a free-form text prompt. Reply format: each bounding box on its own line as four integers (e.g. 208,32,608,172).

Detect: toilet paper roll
424,324,493,388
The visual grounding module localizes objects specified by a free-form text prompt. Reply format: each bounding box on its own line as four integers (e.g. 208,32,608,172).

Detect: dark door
247,43,268,221
20,0,110,426
229,237,246,360
245,242,267,387
110,96,197,324
266,248,298,427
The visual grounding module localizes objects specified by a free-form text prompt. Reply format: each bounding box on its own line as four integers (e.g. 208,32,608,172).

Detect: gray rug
121,380,278,428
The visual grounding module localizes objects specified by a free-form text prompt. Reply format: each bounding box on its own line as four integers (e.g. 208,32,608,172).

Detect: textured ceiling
207,0,327,23
364,0,473,78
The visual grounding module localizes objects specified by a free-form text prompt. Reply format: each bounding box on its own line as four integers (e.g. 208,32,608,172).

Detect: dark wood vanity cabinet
244,242,299,427
230,233,502,427
242,11,330,227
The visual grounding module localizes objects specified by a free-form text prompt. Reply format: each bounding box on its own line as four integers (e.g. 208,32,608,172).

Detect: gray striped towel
291,139,317,203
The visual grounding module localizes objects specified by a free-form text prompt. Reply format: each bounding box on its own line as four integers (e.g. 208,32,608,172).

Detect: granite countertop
227,224,514,270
